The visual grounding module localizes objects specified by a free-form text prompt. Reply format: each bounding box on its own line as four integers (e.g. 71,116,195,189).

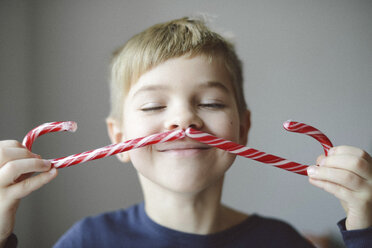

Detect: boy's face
113,55,249,194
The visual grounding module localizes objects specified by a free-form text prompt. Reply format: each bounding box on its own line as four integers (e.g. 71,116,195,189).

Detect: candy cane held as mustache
22,120,333,175
22,121,185,168
186,120,333,176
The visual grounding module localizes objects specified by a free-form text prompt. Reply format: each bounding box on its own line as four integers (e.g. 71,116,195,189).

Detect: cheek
129,148,150,167
122,112,160,140
127,146,157,180
205,112,240,142
223,121,240,142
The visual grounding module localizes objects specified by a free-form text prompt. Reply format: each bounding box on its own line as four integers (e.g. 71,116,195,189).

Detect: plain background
1,0,371,247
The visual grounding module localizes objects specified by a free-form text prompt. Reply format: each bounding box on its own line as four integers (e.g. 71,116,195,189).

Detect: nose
164,105,203,131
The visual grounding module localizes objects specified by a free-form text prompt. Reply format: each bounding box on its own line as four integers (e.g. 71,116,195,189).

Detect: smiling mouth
158,147,211,156
159,147,210,151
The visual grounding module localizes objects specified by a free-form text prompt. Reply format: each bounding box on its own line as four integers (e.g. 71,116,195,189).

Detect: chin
157,171,226,195
133,154,233,195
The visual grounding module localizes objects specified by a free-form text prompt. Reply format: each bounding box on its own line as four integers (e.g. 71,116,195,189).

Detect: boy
0,17,371,247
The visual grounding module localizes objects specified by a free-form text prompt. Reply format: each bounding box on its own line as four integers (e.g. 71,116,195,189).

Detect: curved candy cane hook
22,121,185,168
283,120,333,155
22,121,78,151
186,120,333,176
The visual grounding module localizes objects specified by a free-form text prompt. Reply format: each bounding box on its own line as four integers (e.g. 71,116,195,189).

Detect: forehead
127,55,234,98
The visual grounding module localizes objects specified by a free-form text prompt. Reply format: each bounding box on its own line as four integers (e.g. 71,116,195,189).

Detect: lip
157,142,211,151
157,142,211,156
158,147,210,156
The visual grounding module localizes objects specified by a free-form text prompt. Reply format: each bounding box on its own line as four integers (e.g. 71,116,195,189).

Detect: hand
0,140,58,245
307,145,372,230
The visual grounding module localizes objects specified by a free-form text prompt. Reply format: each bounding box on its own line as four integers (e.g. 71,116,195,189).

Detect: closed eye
199,103,226,109
140,102,166,112
140,106,166,112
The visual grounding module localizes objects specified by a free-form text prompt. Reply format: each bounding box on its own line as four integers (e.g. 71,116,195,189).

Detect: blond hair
108,17,247,123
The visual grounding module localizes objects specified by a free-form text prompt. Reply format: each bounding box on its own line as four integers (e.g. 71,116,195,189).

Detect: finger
316,154,325,165
329,146,372,164
14,172,35,184
0,158,52,187
0,147,40,167
308,177,355,203
307,165,368,192
0,140,24,149
319,154,371,179
5,168,57,199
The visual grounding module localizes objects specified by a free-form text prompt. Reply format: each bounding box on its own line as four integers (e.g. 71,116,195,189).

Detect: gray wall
1,0,371,247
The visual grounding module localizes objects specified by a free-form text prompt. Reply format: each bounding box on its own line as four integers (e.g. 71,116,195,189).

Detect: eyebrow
131,85,169,98
199,81,230,93
131,81,230,98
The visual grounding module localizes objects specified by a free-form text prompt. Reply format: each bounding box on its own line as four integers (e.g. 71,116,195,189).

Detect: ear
239,109,251,146
106,117,131,163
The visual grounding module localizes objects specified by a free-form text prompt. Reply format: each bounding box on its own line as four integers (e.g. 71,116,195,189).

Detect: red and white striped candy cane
23,120,333,175
283,120,333,156
22,121,185,168
22,121,78,150
185,120,333,176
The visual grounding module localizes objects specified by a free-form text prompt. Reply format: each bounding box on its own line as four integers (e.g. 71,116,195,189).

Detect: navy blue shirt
54,203,315,248
6,202,372,247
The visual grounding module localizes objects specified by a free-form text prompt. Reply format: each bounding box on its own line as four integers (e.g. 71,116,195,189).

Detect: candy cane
22,121,77,150
22,121,185,168
23,120,333,175
283,120,333,155
185,120,333,176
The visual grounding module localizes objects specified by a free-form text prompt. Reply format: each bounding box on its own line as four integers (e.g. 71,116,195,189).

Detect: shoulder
53,204,141,248
251,215,302,236
253,215,298,232
71,206,134,233
221,205,304,239
238,214,314,247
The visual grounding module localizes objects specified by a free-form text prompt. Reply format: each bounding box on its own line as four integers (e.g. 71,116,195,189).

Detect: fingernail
31,153,41,159
328,148,334,156
319,158,325,166
43,160,51,168
49,168,57,175
307,166,317,176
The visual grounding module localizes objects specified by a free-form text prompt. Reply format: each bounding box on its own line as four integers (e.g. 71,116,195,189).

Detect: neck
139,174,228,234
